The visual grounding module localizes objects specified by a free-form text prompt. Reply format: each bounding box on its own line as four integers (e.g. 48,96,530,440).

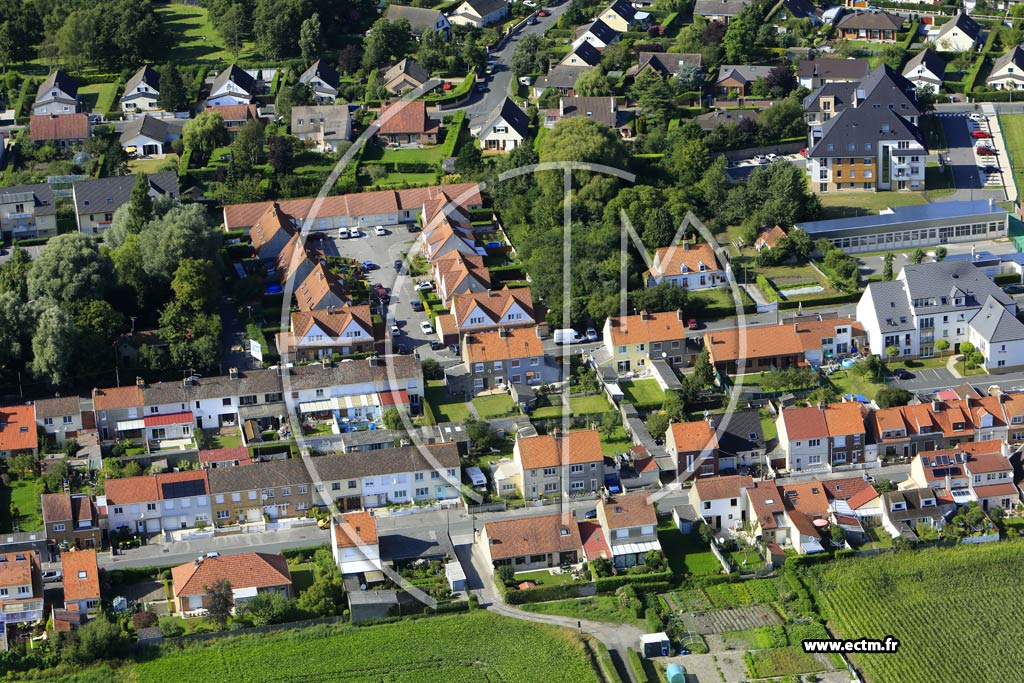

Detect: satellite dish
73,150,91,166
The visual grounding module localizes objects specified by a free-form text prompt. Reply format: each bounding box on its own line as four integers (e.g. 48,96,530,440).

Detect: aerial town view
2,0,1024,681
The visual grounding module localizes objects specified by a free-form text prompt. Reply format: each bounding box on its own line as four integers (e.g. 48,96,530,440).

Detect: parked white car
374,226,387,236
338,228,350,238
420,321,435,335
415,282,434,292
968,113,986,122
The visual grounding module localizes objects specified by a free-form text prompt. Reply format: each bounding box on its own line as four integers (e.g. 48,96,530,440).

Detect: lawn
363,143,449,165
0,478,42,533
887,356,950,372
657,521,722,576
568,394,611,415
513,569,581,586
817,191,927,220
128,155,178,174
619,379,665,407
206,431,242,449
289,563,315,594
759,409,777,443
473,393,516,418
804,542,1024,683
521,595,645,627
370,172,441,188
825,368,884,401
156,2,258,64
426,379,472,423
126,611,601,683
78,82,119,114
593,425,632,458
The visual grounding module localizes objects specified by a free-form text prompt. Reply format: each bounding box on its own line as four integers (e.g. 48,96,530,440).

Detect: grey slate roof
535,65,589,90
207,458,313,494
776,0,817,21
557,96,627,129
902,49,946,82
991,45,1024,78
36,70,79,103
72,172,179,216
936,11,982,44
901,260,1013,312
969,295,1024,344
33,396,82,420
608,0,637,21
566,42,602,67
287,356,422,392
385,4,445,33
630,51,702,77
299,59,340,91
211,65,258,97
120,115,180,145
312,443,460,480
478,97,529,138
142,368,285,406
717,64,774,85
883,488,951,523
862,280,916,333
0,183,56,216
383,58,429,85
797,58,869,81
694,0,749,17
716,408,765,456
291,105,351,140
123,66,160,100
575,19,619,44
810,105,923,157
837,10,902,31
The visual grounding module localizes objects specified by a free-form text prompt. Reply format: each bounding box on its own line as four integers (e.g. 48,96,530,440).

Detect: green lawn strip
371,172,440,188
657,521,720,576
0,478,43,532
289,563,315,594
520,595,645,627
473,393,516,418
156,2,258,64
619,379,665,406
512,569,580,586
78,82,119,114
824,368,884,401
126,611,600,683
744,645,828,678
720,625,787,650
568,394,611,414
817,191,928,220
1001,114,1024,198
426,379,472,422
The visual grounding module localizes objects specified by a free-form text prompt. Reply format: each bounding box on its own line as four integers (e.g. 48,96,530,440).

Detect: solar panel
161,479,206,499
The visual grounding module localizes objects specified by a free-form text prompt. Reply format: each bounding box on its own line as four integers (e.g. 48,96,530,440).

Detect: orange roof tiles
41,493,73,523
600,494,657,529
222,183,482,231
649,242,722,278
249,202,294,252
172,552,292,597
291,305,373,339
694,474,753,501
104,475,160,505
61,549,100,603
745,481,785,530
334,510,378,549
452,288,534,327
755,225,787,250
780,406,829,441
779,481,830,516
517,430,604,469
972,482,1018,498
379,100,437,135
0,405,38,452
818,476,873,501
92,385,144,411
846,486,880,510
607,311,688,346
705,319,864,363
0,551,37,588
823,401,865,437
484,513,582,561
30,113,89,142
465,327,543,363
669,420,718,453
965,451,1012,474
579,519,611,560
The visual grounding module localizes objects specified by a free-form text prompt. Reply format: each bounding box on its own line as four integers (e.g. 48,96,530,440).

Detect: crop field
126,611,600,683
804,542,1024,683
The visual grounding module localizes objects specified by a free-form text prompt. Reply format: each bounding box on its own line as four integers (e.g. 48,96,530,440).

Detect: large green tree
28,233,112,303
254,0,311,60
361,17,411,70
182,111,230,166
157,64,189,113
32,305,78,386
299,12,321,64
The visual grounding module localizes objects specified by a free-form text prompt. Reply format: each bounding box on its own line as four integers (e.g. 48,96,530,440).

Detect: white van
553,329,583,345
338,228,350,239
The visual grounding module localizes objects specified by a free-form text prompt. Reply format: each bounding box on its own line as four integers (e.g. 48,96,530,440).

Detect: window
570,481,585,490
570,464,583,473
703,501,711,510
43,417,53,426
53,523,66,532
332,482,341,491
808,439,821,447
348,480,357,489
232,493,241,502
542,467,556,476
543,482,558,493
146,503,157,511
281,487,291,496
315,388,325,397
217,510,230,519
415,487,428,496
215,494,224,504
431,471,440,479
222,398,232,406
63,415,73,424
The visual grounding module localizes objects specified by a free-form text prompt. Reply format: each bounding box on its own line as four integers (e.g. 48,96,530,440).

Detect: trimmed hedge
594,571,674,594
426,73,476,106
963,55,988,95
898,20,920,52
777,291,860,310
994,273,1020,285
438,110,466,159
755,274,780,303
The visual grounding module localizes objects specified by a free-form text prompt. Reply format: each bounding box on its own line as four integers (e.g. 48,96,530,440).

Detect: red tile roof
779,481,830,517
579,520,611,560
780,406,829,441
818,476,873,501
378,390,410,406
92,386,144,411
0,405,39,452
694,474,753,502
0,550,37,587
465,327,543,363
600,494,657,529
484,513,582,561
199,447,252,465
669,420,718,453
607,310,688,346
378,100,437,135
172,552,292,597
516,431,604,469
61,549,100,603
972,482,1019,498
41,492,73,523
333,511,378,549
705,319,864,363
143,411,194,427
846,486,879,510
822,401,865,437
30,113,88,142
744,481,785,530
755,225,787,250
649,242,722,279
104,475,160,505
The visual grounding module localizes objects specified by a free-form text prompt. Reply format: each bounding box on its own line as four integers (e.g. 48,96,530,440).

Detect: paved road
453,2,572,128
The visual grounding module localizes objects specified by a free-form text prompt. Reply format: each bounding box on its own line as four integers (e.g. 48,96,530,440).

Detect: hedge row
963,55,989,95
994,272,1019,285
777,291,860,310
426,73,476,106
594,571,673,594
438,110,466,158
361,161,437,174
898,20,921,52
13,76,36,121
755,274,780,303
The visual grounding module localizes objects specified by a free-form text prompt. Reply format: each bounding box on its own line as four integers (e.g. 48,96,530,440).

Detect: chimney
931,400,942,412
135,377,145,388
640,310,651,320
498,327,510,338
681,241,689,251
321,357,331,368
677,308,685,321
229,367,239,380
559,98,566,117
794,322,799,333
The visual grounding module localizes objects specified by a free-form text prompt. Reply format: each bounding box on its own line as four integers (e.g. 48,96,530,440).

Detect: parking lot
938,112,1008,201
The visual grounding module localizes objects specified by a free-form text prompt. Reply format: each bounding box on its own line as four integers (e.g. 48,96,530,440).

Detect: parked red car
687,318,700,331
538,8,550,15
971,130,992,139
977,147,996,156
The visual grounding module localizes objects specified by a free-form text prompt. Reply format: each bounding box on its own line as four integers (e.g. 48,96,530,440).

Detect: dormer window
890,501,907,511
921,498,935,507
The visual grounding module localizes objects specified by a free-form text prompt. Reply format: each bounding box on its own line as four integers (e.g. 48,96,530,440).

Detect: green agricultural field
127,611,600,683
78,82,119,114
521,595,645,626
803,542,1024,683
156,2,258,64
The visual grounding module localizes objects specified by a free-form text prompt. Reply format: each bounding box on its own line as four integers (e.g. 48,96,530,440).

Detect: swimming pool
841,358,856,369
265,284,283,295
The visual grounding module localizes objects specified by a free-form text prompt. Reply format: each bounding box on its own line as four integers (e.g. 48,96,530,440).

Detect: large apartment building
804,65,925,193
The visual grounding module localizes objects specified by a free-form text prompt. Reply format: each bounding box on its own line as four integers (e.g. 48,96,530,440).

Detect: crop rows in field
704,578,784,609
127,611,600,683
685,604,781,634
804,542,1024,683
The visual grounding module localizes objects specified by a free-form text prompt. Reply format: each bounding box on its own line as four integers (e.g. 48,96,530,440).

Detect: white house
33,71,79,116
208,65,258,107
314,444,461,509
104,471,212,535
448,0,509,27
688,475,754,531
473,97,529,152
966,295,1024,372
560,42,602,67
385,4,452,38
298,60,340,103
599,0,645,32
120,65,161,113
331,511,382,575
776,406,830,472
119,115,182,157
988,46,1024,90
902,49,945,93
571,19,621,50
856,261,1017,362
644,242,728,290
933,11,982,53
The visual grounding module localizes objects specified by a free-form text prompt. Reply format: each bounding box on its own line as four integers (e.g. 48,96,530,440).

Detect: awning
116,419,145,431
378,390,409,406
232,586,259,600
611,540,662,557
299,399,335,413
338,394,379,412
801,540,826,555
